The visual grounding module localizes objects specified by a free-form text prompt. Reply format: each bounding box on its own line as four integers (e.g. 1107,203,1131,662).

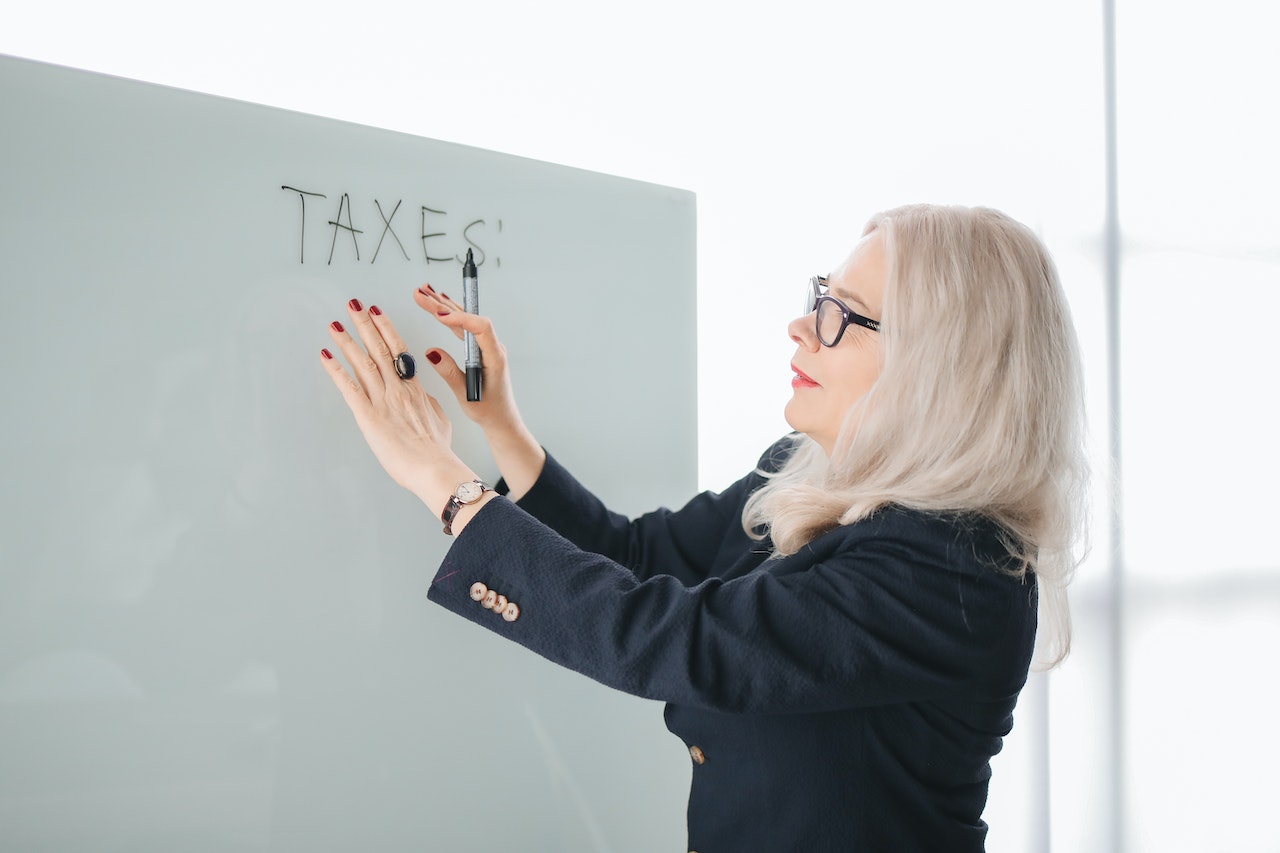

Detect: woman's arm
318,294,758,572
411,286,545,501
409,285,793,583
503,449,760,587
429,499,1037,714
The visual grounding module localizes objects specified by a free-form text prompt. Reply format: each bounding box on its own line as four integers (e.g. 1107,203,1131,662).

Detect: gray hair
743,204,1088,668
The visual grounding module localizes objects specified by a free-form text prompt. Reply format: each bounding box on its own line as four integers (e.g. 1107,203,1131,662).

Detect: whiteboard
0,54,697,852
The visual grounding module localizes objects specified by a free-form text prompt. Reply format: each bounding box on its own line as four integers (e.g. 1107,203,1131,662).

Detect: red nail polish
423,284,436,294
331,321,345,333
441,292,451,301
418,287,432,297
321,348,334,360
348,298,363,312
426,350,442,365
369,305,382,316
436,311,450,316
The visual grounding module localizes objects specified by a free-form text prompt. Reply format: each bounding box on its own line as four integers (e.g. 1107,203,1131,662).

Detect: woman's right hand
412,284,520,433
413,283,546,498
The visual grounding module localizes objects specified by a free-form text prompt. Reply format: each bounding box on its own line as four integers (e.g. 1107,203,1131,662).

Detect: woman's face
784,232,887,455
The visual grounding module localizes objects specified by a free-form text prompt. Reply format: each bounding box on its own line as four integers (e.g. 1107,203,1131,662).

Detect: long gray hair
743,204,1088,667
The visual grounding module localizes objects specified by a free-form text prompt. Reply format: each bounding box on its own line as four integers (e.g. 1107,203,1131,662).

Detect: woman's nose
789,313,820,350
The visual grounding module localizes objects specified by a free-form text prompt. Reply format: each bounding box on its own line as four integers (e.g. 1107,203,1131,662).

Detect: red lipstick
791,364,820,389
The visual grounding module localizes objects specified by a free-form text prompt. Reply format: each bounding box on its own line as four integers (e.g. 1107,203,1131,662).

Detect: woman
318,204,1087,850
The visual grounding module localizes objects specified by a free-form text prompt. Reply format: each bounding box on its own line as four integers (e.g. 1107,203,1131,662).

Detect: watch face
456,481,485,503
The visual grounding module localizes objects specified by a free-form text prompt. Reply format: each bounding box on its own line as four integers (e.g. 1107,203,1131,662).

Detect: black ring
393,352,416,380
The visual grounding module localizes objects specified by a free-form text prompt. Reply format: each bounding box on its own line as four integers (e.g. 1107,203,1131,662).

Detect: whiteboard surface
0,55,697,852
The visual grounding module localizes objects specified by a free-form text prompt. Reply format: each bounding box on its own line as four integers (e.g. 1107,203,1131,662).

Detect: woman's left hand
320,298,481,518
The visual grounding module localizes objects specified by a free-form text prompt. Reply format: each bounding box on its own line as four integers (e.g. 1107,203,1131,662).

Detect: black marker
462,247,483,401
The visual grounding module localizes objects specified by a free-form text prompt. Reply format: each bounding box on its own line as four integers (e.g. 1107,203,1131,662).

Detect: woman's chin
783,405,813,441
783,399,801,433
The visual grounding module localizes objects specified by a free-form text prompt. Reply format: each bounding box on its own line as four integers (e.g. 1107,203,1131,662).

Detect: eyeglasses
805,275,880,347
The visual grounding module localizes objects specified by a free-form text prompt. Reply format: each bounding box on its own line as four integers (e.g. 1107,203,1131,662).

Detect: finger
367,304,415,377
414,282,444,304
328,317,385,399
424,347,468,403
431,311,507,369
414,285,465,341
436,290,465,312
319,347,373,417
346,298,396,381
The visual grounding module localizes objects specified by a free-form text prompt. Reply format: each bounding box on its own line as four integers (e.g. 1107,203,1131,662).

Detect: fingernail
441,292,451,301
422,284,436,294
348,298,363,312
369,305,382,316
436,311,450,316
418,287,433,297
331,321,345,333
426,350,442,365
321,348,334,360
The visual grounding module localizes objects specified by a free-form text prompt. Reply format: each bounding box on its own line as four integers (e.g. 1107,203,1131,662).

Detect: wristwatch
441,479,492,536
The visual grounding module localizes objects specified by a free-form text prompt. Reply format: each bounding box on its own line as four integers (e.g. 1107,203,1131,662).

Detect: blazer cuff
425,496,555,636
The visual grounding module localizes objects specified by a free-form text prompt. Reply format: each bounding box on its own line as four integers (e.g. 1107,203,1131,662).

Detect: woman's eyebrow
833,286,869,311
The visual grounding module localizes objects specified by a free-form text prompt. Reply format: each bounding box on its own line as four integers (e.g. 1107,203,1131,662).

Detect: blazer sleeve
426,496,1037,715
502,439,794,586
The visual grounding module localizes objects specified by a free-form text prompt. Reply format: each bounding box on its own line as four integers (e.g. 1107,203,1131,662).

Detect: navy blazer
427,438,1037,851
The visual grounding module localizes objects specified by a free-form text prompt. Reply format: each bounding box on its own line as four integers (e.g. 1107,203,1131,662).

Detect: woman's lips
791,365,820,388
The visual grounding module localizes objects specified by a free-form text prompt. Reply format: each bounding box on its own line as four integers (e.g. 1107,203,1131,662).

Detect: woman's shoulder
819,504,1025,580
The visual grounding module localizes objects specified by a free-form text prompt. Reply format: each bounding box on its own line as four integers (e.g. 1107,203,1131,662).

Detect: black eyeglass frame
807,275,881,347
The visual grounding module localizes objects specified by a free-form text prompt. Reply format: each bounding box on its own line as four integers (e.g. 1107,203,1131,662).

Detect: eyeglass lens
816,300,846,346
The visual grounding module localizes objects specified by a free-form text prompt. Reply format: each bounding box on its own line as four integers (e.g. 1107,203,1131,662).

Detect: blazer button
689,745,705,765
482,590,499,610
502,601,521,622
493,594,508,613
469,582,488,601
